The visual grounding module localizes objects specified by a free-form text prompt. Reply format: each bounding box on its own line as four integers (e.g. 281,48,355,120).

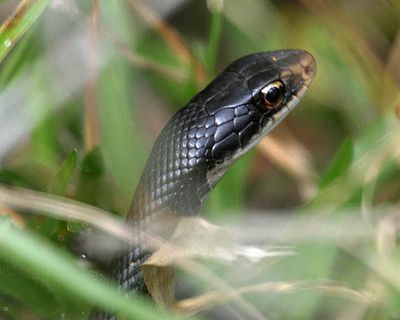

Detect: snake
89,49,316,319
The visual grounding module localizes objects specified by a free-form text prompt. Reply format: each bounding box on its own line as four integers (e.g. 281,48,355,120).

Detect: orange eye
261,80,285,108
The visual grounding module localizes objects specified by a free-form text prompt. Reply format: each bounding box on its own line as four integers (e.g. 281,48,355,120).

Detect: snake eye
261,80,285,109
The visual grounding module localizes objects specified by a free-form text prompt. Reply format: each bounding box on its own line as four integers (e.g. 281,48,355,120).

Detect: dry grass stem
83,0,100,150
175,280,375,315
258,130,317,200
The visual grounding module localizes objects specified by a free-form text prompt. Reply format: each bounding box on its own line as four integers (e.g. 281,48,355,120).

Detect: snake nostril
297,51,316,81
304,65,314,78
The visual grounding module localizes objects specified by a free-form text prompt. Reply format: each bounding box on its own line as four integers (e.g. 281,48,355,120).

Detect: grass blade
0,216,179,320
0,0,51,63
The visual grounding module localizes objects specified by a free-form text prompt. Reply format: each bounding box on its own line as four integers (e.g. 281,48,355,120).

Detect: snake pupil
267,87,280,102
261,80,285,108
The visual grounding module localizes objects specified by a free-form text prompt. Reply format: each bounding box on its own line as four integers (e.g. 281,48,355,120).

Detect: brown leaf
142,264,175,308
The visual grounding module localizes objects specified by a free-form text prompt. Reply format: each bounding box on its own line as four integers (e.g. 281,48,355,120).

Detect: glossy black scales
90,50,316,319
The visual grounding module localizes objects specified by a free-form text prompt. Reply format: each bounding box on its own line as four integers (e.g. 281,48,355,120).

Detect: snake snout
297,51,317,85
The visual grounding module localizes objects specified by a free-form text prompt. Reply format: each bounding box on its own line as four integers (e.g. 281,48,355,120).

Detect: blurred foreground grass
0,0,399,319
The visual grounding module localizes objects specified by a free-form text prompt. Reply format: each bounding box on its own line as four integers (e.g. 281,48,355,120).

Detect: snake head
137,50,316,215
194,50,316,170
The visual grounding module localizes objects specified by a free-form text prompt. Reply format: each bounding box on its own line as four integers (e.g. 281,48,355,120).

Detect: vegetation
0,0,399,319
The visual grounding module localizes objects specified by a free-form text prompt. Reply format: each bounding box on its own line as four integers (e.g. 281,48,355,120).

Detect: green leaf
80,147,103,179
96,2,147,204
0,216,180,320
0,23,38,88
319,139,354,189
0,165,48,191
206,2,223,77
50,149,77,196
97,56,146,201
0,263,61,319
75,147,106,209
29,60,60,169
0,168,38,189
307,117,397,210
0,0,51,63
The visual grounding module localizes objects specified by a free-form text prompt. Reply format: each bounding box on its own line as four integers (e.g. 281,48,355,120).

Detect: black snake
90,50,316,319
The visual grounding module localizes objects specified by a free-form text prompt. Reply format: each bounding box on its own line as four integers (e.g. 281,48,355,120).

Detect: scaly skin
90,50,316,319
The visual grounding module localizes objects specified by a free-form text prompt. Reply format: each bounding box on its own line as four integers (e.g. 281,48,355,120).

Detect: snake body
90,50,316,319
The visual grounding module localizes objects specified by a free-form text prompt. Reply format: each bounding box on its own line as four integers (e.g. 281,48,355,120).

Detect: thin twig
175,280,376,315
128,0,191,64
84,0,100,150
258,129,317,201
103,29,188,83
127,0,206,87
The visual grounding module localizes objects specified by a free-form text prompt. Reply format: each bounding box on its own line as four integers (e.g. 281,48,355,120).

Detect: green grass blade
206,1,223,77
0,216,180,320
50,149,77,196
319,139,354,189
0,0,51,63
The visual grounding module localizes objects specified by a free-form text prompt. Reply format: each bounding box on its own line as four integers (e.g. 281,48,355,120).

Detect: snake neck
128,103,214,229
